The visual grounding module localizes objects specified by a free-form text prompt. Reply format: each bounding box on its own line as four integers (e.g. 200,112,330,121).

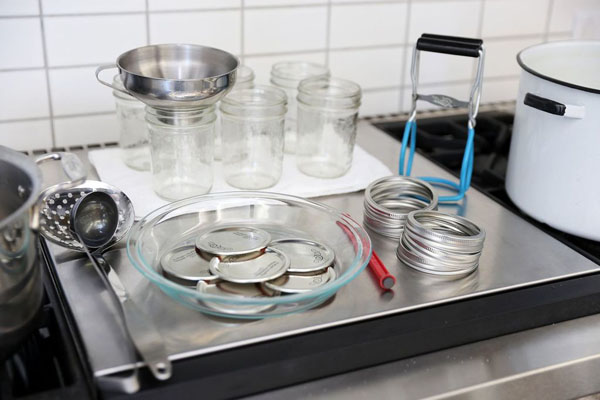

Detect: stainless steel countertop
41,120,600,399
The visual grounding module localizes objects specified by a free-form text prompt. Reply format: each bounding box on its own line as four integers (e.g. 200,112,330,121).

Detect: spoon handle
89,251,172,381
95,255,173,381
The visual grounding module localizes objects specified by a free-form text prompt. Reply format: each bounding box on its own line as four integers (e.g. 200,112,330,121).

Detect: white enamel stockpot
506,41,600,240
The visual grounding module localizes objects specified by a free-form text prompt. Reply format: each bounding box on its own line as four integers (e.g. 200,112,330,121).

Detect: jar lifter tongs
399,33,485,203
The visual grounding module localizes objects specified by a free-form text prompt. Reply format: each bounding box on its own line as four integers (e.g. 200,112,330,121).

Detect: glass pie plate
126,192,372,319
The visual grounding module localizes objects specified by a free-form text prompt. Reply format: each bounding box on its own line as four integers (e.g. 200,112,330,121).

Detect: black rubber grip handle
421,33,483,45
416,34,483,58
523,93,566,116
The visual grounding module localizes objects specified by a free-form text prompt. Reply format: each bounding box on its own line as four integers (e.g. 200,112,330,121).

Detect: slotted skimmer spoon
38,180,171,381
70,191,172,381
38,180,134,252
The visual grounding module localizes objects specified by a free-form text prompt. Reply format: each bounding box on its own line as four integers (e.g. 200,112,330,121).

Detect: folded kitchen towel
88,146,392,218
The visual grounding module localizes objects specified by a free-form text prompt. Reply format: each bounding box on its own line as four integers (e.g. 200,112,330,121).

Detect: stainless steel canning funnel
96,44,239,109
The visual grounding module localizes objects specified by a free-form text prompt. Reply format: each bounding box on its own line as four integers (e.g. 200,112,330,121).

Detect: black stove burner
375,111,600,264
0,244,93,400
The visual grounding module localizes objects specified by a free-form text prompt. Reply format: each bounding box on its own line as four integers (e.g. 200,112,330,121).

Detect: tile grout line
243,1,417,11
240,0,245,64
0,14,41,19
244,48,329,58
53,110,116,119
144,0,150,45
330,43,405,52
475,0,485,81
0,116,53,124
325,0,332,67
543,0,554,42
37,0,56,147
0,110,117,125
330,0,409,5
0,66,47,73
398,0,411,113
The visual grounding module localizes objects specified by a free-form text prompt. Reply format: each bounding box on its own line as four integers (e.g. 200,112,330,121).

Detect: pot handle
95,64,129,96
524,93,585,119
35,152,86,186
31,152,87,230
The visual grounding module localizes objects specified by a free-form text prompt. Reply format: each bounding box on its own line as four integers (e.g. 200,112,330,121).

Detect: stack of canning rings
363,176,438,239
397,210,485,276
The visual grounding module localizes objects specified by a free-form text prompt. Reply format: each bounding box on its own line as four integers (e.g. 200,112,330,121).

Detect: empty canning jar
113,75,150,171
146,106,216,200
296,77,362,179
220,85,287,189
215,65,255,160
270,62,329,153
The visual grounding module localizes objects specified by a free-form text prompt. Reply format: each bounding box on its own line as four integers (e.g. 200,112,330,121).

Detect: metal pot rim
0,146,41,230
517,40,600,95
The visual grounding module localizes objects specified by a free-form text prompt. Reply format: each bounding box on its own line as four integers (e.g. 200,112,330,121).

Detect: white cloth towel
88,146,392,218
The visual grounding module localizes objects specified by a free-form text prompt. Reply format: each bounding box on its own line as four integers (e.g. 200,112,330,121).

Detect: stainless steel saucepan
0,147,85,360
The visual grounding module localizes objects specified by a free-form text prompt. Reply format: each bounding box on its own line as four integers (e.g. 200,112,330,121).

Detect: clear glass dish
126,192,371,319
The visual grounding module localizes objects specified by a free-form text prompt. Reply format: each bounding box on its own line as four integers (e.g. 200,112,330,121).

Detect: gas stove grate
0,244,94,400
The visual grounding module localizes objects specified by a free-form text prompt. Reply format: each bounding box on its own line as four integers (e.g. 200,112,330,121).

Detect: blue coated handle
398,120,475,203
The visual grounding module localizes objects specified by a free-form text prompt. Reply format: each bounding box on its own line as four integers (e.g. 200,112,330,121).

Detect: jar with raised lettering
220,85,287,189
270,62,329,153
296,77,361,178
113,75,150,171
146,106,216,200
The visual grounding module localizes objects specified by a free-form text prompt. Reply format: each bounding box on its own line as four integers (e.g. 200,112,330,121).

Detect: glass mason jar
270,62,329,154
220,85,287,190
146,106,216,200
296,77,362,179
113,75,150,171
215,65,255,160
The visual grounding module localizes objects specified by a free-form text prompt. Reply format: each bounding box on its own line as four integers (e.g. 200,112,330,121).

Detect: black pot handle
416,34,483,58
524,93,585,119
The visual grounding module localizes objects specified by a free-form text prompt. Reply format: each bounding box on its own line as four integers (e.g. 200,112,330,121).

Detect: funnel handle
96,64,129,96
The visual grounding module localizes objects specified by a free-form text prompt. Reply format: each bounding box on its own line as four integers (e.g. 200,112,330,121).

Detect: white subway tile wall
48,66,115,116
244,6,328,53
329,3,407,48
149,10,242,54
361,89,401,116
245,52,327,84
0,19,45,68
481,0,549,38
330,47,404,89
408,1,481,43
43,15,147,66
0,120,53,151
53,114,119,147
0,0,39,16
0,70,49,120
482,37,543,78
549,0,599,32
0,0,597,150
